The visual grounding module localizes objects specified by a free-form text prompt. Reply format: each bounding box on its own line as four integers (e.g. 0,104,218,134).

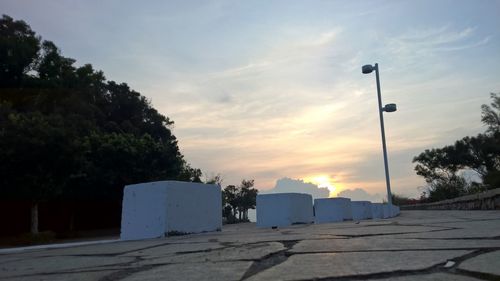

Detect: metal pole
374,63,393,205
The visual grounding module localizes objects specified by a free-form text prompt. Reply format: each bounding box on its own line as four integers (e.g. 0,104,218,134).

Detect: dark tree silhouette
0,15,201,234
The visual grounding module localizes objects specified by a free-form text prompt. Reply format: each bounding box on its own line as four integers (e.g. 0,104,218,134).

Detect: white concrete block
120,181,222,240
351,201,373,220
371,203,384,219
256,193,313,228
382,204,391,218
314,197,352,223
391,204,400,217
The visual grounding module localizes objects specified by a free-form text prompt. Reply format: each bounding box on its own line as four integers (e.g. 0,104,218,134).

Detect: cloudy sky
3,0,500,198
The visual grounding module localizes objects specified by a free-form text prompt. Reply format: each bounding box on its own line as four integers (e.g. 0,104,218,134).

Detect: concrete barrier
256,193,313,228
351,201,372,220
391,204,400,216
314,197,352,223
382,204,391,218
120,181,222,240
371,203,384,219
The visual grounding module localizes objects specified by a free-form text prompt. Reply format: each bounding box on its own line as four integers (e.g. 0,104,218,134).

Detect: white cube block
256,193,313,228
382,204,391,218
314,197,352,223
371,203,384,219
351,201,373,220
391,204,400,217
120,181,222,240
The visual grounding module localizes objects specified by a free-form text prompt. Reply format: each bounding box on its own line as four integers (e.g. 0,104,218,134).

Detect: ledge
401,188,500,210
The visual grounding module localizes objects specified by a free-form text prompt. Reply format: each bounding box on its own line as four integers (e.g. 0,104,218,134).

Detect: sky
3,0,500,199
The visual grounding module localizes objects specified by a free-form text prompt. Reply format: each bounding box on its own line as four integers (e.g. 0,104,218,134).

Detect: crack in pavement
240,240,299,280
393,236,500,240
288,247,500,255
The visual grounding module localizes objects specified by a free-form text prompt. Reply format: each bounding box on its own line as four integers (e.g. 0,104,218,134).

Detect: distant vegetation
222,180,258,223
413,93,500,202
0,15,205,235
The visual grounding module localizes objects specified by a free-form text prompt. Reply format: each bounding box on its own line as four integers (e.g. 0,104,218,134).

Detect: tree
414,93,500,201
205,173,223,186
481,93,500,135
238,179,258,221
0,15,40,87
0,109,85,233
221,180,258,223
0,15,200,235
222,185,239,223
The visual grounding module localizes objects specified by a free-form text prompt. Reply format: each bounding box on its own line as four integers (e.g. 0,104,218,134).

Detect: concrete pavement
1,210,499,280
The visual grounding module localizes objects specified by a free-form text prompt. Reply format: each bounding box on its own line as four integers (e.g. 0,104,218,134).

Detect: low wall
401,188,500,210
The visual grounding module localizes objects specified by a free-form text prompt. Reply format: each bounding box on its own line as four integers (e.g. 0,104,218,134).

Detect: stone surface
386,273,482,280
248,250,471,280
0,255,135,278
291,237,500,252
458,250,500,276
314,197,352,223
123,261,252,281
256,193,313,227
3,270,119,281
0,210,499,281
121,181,222,240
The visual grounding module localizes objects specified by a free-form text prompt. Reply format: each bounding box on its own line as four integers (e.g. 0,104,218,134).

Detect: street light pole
362,63,395,205
374,64,392,205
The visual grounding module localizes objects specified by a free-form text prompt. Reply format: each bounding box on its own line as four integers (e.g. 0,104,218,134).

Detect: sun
305,175,340,197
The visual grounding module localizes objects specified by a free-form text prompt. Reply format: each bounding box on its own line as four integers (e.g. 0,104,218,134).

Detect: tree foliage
413,93,500,202
221,180,258,223
0,15,201,233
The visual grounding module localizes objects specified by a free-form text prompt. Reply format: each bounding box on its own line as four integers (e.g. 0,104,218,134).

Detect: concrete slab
3,270,120,281
291,237,500,253
136,242,285,265
1,211,499,281
385,273,482,280
247,250,472,280
123,261,252,281
0,255,134,278
458,250,500,276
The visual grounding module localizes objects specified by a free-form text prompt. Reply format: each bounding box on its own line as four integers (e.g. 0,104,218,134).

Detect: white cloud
337,188,384,203
262,177,330,199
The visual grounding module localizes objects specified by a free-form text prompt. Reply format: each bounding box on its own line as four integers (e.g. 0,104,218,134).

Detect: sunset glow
304,175,343,197
4,1,498,199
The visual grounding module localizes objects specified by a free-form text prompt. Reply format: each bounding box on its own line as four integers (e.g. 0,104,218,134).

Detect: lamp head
383,103,397,112
362,64,375,74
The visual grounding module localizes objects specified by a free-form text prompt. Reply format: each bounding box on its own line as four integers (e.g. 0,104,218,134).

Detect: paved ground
1,210,499,280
